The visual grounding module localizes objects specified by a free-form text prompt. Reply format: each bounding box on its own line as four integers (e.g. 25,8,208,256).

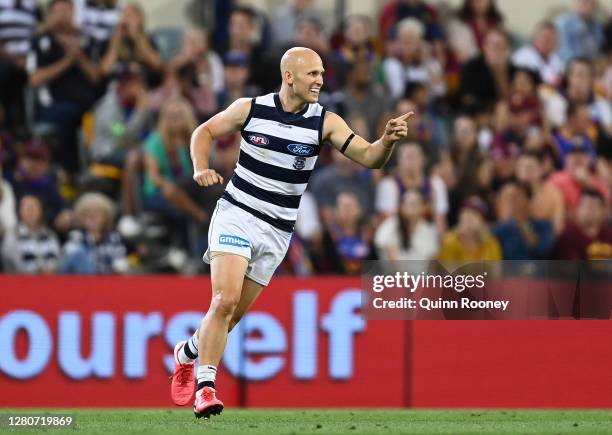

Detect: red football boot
193,387,224,419
170,341,195,406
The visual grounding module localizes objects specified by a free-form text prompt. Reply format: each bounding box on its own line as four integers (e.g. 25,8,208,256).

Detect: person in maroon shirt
554,189,612,259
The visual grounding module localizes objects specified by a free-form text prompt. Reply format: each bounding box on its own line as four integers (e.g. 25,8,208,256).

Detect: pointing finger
394,111,414,122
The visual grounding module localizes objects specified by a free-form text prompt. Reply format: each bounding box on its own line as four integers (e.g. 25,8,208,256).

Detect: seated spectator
272,0,324,49
376,141,449,233
383,18,446,101
512,21,564,87
438,195,502,260
318,191,372,275
493,181,554,260
100,2,162,88
89,62,152,168
379,0,444,44
552,102,597,166
0,169,17,243
74,0,120,57
0,0,41,136
220,5,276,94
59,192,127,274
150,27,220,121
7,140,72,234
374,188,439,261
216,51,258,110
543,58,612,136
553,189,612,259
515,151,565,235
335,58,390,141
334,15,376,88
446,0,504,63
2,195,60,274
554,0,604,64
458,28,515,116
309,149,375,226
490,68,543,180
546,142,610,215
142,97,209,228
28,0,101,175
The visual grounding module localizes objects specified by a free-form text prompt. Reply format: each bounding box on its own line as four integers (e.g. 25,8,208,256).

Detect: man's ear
284,70,293,86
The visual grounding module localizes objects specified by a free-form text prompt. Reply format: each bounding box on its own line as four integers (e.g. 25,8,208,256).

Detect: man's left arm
322,111,413,169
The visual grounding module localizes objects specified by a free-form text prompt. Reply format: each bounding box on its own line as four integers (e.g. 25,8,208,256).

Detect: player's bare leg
171,274,264,407
193,253,248,418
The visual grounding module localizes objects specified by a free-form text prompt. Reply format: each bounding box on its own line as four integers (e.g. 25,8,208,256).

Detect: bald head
280,47,322,76
279,46,324,104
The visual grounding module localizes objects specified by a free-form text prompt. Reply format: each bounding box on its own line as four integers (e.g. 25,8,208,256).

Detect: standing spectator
446,0,504,63
28,0,101,175
438,195,502,261
74,0,120,55
374,189,439,261
59,192,127,274
2,195,60,274
376,141,449,233
0,0,41,135
272,0,323,49
555,0,604,63
458,28,515,116
512,21,565,87
318,191,372,275
383,17,446,101
100,2,162,88
493,181,554,260
553,189,612,259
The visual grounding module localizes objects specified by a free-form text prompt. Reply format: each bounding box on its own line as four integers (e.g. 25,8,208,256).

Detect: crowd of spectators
0,0,610,276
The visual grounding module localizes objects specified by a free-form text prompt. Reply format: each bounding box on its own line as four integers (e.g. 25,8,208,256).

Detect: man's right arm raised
191,98,252,187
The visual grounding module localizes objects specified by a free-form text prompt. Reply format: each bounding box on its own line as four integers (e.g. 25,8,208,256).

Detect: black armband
340,133,355,154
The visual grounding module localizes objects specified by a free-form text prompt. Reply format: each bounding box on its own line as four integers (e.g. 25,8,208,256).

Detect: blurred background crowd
0,0,610,275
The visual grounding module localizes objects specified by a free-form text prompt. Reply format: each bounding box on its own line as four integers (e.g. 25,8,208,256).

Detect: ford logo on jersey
248,134,269,146
219,234,250,248
287,143,314,156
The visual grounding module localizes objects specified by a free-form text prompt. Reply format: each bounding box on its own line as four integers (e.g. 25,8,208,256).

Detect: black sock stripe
183,341,197,359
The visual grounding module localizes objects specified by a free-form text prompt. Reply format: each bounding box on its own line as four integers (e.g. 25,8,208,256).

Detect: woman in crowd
59,192,127,274
2,195,60,274
375,188,439,261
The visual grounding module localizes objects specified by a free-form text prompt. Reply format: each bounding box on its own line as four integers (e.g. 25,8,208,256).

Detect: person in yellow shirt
438,196,502,261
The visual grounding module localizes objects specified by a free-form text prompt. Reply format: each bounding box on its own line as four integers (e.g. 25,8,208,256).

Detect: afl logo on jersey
248,134,269,146
287,143,314,156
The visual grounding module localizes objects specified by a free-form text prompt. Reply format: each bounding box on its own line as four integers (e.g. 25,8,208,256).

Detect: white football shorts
203,198,292,286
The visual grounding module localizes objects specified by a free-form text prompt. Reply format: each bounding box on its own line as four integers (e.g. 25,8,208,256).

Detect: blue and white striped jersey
223,93,326,233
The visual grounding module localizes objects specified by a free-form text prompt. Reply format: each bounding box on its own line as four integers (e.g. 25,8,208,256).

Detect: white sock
177,331,199,365
196,365,217,396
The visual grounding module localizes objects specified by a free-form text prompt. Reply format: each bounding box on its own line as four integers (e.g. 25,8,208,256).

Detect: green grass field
2,409,612,434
